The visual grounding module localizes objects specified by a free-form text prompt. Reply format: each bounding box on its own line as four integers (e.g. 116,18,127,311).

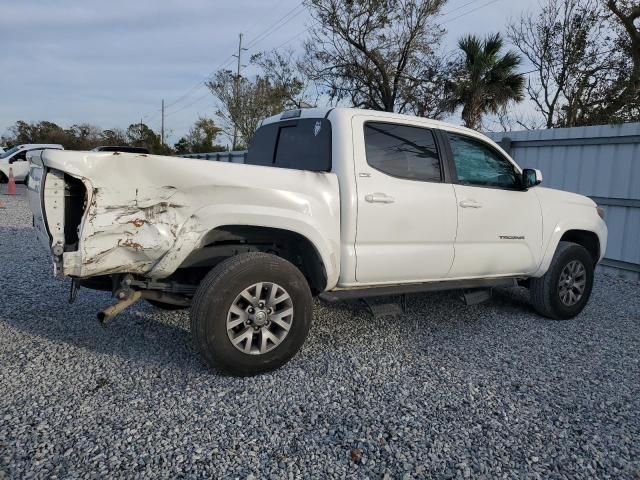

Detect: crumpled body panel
39,150,341,286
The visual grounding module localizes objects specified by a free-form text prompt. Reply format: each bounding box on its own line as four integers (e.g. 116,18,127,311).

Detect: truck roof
260,107,481,137
258,107,515,166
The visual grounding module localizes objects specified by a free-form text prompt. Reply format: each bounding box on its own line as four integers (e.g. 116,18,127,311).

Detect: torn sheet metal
36,150,341,285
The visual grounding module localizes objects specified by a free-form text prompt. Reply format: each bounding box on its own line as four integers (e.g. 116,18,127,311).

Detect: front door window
448,133,519,189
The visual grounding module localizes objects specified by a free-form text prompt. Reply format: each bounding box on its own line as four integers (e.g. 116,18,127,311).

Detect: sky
0,0,540,146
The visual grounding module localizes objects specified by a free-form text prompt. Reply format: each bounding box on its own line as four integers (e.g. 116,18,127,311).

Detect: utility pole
232,32,247,150
161,99,165,146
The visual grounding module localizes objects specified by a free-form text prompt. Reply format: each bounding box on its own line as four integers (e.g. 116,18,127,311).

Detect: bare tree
406,54,455,119
207,52,312,148
509,0,639,128
253,50,318,108
100,128,128,146
595,0,640,122
301,0,448,115
206,71,298,149
484,107,546,132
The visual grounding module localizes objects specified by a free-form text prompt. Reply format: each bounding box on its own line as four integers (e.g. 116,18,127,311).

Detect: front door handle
459,199,482,208
365,193,395,204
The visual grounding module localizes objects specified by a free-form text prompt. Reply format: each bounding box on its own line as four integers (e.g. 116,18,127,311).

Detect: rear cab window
246,118,332,172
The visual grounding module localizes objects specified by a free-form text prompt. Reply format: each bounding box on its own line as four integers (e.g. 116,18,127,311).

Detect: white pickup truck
27,108,607,375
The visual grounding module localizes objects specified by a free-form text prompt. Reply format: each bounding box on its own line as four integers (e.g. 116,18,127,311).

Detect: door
446,132,543,278
353,119,458,284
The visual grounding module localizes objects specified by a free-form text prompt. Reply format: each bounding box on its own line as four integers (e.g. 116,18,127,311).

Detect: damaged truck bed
28,149,341,282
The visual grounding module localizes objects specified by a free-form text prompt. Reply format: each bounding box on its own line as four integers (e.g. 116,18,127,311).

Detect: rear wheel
529,241,594,320
190,252,313,376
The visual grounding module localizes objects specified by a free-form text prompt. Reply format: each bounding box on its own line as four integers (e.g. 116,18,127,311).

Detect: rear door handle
365,193,395,204
459,199,482,208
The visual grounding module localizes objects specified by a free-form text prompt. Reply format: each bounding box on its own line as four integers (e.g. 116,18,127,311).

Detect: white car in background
0,144,64,183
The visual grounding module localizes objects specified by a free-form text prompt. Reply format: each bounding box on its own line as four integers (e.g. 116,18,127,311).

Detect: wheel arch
559,229,600,265
534,224,605,277
178,225,330,294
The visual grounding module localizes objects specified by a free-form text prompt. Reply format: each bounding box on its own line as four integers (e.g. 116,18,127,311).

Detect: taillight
596,206,605,219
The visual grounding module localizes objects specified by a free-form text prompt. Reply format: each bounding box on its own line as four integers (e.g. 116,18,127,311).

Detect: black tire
0,173,7,184
190,252,313,376
529,241,594,320
145,299,189,311
23,174,29,185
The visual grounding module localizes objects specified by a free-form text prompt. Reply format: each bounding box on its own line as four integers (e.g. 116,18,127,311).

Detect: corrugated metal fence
487,123,640,280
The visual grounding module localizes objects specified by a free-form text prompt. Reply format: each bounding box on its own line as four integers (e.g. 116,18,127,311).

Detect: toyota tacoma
27,108,608,375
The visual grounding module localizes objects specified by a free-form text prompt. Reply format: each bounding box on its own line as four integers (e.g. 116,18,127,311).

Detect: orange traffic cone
7,167,17,195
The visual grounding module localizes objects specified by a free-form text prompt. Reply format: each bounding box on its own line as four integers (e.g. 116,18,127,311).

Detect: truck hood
534,186,596,208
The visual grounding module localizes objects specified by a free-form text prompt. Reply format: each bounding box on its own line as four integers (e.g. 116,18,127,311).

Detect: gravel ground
1,186,639,479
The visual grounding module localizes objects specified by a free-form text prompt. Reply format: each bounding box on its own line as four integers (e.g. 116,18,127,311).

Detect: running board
319,278,519,302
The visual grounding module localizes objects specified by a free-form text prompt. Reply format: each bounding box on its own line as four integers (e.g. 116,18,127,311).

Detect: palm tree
446,33,525,130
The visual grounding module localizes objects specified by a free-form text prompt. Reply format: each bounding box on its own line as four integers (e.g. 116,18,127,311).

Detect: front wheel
190,252,313,376
529,241,594,320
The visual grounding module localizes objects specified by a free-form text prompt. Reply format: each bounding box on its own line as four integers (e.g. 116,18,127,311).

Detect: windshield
0,146,21,159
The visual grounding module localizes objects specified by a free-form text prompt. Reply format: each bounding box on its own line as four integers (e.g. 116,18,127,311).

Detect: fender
533,218,608,277
148,203,341,289
531,187,608,277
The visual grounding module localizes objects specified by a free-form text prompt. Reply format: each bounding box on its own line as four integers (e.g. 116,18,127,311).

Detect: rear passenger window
364,122,442,182
246,118,332,172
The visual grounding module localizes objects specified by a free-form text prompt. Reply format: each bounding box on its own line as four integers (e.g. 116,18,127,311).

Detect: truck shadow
1,286,534,376
0,216,540,377
0,282,208,375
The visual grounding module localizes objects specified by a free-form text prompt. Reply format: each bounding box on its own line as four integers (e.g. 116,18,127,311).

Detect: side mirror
522,168,542,188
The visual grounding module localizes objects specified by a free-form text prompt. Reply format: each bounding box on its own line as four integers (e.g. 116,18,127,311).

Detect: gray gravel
1,185,639,479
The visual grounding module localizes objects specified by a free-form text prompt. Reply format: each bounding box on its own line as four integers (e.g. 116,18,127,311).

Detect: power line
270,27,309,51
145,2,306,121
145,53,235,120
243,0,288,38
440,0,478,18
162,7,307,120
442,0,501,24
244,3,305,50
157,0,507,127
164,91,213,117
